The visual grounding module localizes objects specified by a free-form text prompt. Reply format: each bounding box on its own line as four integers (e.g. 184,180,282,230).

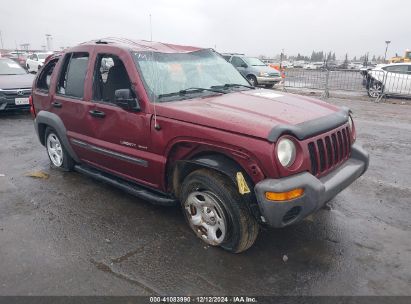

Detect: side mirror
240,63,248,68
114,89,140,111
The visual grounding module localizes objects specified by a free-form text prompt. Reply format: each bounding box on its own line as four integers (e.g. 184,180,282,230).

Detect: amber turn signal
265,188,304,201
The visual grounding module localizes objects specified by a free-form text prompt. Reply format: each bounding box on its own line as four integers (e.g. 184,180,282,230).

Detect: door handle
51,101,62,108
89,110,106,118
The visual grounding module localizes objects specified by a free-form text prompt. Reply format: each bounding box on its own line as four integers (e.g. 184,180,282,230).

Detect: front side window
57,52,89,98
133,49,250,102
92,54,132,103
37,58,59,91
231,56,245,67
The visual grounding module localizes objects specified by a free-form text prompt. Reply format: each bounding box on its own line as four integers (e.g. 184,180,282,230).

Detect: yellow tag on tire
236,172,250,195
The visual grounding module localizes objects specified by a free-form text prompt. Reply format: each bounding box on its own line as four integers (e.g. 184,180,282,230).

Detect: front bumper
0,100,30,111
0,89,31,111
254,143,369,228
256,76,282,85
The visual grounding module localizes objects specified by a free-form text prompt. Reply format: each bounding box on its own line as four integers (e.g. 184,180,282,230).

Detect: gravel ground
0,97,410,296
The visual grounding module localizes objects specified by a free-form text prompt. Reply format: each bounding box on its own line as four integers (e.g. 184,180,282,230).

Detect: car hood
0,73,35,89
156,89,340,141
252,65,280,74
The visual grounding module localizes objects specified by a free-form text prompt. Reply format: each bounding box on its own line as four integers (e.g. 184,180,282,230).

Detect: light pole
0,30,4,49
149,14,152,42
384,40,391,62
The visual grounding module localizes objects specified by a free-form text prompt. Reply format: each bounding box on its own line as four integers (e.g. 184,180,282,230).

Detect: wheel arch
246,73,257,80
169,151,264,223
34,110,80,163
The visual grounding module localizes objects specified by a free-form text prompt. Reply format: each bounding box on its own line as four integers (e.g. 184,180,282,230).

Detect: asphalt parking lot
0,97,410,296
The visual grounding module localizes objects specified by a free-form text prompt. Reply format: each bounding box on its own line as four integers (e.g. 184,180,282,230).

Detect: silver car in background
222,53,282,88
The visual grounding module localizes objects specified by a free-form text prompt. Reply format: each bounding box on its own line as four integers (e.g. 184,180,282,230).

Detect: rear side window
57,52,89,98
36,58,59,92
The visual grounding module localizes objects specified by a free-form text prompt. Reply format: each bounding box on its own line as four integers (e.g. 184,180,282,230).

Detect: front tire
181,169,259,253
368,79,383,98
45,127,75,171
247,75,257,87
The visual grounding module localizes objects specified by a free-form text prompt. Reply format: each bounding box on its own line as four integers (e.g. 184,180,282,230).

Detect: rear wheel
45,127,75,171
181,169,259,253
247,75,257,87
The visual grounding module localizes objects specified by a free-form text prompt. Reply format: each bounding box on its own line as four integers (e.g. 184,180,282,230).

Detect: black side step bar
74,165,178,207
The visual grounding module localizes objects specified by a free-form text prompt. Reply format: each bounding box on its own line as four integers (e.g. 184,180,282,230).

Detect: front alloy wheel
184,191,227,246
368,81,383,98
247,75,257,87
181,169,259,253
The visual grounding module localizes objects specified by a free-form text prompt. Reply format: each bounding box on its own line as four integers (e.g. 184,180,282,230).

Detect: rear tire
181,169,259,253
45,127,75,171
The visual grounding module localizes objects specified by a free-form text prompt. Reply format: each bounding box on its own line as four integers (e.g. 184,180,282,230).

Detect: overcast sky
0,0,410,59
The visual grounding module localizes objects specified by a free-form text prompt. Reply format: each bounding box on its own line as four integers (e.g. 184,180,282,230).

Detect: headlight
276,138,296,167
348,115,356,142
259,72,269,77
348,115,353,133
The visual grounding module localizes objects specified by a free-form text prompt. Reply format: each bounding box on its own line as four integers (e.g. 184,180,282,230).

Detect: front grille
268,72,280,77
308,126,351,176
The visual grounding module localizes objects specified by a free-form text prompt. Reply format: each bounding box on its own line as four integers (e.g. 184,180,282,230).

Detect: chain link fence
281,67,411,101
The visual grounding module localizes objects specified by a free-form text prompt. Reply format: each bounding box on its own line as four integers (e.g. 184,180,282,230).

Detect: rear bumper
256,76,282,85
254,143,369,228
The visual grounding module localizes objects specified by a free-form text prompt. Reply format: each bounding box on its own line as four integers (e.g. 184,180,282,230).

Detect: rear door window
57,52,89,98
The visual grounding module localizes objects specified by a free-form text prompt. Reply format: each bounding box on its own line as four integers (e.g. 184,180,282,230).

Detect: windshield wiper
158,87,225,99
211,83,255,90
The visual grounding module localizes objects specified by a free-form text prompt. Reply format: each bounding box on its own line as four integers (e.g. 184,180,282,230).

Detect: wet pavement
0,98,410,296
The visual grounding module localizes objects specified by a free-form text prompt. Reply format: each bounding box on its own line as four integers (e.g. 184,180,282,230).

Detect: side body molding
34,110,80,163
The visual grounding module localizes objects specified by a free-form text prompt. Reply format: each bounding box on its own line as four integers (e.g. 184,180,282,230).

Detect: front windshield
244,57,266,66
0,59,27,75
37,53,48,60
133,49,250,102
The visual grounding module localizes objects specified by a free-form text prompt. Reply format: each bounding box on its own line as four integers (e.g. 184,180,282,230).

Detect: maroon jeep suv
31,38,369,253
